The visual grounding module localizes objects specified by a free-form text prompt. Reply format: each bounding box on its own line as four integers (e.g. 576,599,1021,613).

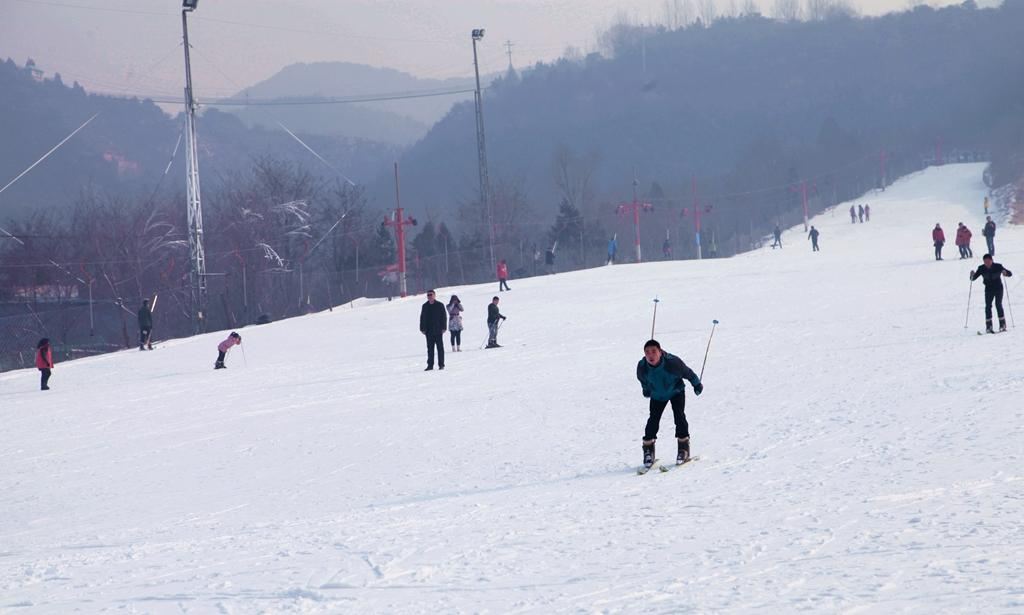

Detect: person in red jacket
955,223,974,259
215,332,242,369
36,338,54,390
932,223,945,261
497,259,511,292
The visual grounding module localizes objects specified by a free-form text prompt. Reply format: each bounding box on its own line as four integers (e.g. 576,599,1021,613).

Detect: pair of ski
637,455,700,475
977,330,1009,336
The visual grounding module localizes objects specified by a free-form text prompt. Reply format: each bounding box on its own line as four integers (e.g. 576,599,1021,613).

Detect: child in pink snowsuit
215,332,242,369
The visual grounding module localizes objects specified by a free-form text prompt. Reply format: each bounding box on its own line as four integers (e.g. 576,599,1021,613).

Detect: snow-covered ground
2,163,1022,613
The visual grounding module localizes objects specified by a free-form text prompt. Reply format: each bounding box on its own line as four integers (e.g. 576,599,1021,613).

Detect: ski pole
240,344,248,367
964,279,973,329
699,319,719,381
1005,280,1015,328
650,297,660,339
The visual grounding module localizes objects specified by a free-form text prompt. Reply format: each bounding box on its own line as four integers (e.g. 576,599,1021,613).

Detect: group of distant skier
850,203,871,223
417,290,507,370
771,224,822,251
932,216,997,261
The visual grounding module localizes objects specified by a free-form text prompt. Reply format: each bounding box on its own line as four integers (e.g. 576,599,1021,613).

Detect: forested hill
385,1,1024,239
0,59,396,221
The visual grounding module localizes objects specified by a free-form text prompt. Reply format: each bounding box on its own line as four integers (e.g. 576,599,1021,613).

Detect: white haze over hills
4,0,978,106
2,163,1023,612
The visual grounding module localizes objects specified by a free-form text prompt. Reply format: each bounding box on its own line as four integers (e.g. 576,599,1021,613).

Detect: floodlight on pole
181,0,207,332
471,28,495,272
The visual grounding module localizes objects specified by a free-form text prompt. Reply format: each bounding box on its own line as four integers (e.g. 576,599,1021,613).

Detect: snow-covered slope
3,164,1022,613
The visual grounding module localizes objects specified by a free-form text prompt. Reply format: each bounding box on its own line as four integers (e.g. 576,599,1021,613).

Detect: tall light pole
181,0,208,332
472,28,495,272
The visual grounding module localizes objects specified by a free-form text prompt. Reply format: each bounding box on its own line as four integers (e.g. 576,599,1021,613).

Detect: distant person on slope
607,235,618,265
983,216,996,256
984,196,990,215
486,296,506,349
970,255,1013,333
447,295,464,352
419,290,448,371
864,204,871,221
497,259,511,292
858,204,865,223
808,226,820,252
636,339,703,469
662,237,672,259
849,205,857,224
138,298,154,351
36,338,54,391
214,332,241,369
955,223,974,259
545,247,556,274
772,225,782,249
932,223,945,261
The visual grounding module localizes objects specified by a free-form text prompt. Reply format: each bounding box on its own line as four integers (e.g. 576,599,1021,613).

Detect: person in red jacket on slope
497,259,511,292
932,223,945,261
36,338,54,390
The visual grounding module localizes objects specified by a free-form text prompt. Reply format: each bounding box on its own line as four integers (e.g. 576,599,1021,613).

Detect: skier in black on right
970,254,1012,333
636,339,703,469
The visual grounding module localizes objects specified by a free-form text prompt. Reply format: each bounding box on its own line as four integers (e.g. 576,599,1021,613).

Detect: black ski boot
214,361,226,369
986,320,995,334
642,441,656,468
999,318,1007,332
677,437,691,464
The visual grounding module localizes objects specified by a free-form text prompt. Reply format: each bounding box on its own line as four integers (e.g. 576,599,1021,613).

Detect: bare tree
773,0,801,21
741,0,761,16
698,0,718,25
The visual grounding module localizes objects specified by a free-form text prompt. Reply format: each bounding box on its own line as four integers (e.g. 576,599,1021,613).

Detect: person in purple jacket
215,332,242,369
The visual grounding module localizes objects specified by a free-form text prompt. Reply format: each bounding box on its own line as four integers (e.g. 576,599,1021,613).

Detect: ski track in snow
2,164,1024,613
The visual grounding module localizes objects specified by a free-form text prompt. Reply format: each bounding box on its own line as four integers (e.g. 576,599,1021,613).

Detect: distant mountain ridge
222,62,486,145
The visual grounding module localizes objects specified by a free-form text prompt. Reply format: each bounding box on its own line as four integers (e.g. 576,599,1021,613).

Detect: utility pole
181,0,207,333
385,162,417,298
682,178,713,260
790,180,815,232
879,148,888,191
615,171,653,263
471,29,496,272
505,40,515,72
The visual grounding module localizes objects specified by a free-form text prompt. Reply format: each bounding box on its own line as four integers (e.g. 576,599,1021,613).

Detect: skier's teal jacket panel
636,352,700,401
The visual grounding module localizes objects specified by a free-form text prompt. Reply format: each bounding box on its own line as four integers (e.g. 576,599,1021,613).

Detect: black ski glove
642,388,651,398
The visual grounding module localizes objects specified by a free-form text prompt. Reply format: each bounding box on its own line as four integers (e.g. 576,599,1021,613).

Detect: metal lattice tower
182,5,208,332
472,29,495,272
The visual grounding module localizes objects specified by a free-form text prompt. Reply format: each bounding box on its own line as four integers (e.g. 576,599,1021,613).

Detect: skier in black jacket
970,255,1013,333
486,296,506,348
137,299,153,350
636,339,703,469
419,290,448,370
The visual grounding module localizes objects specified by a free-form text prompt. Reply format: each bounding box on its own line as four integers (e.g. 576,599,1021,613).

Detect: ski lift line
0,113,100,198
276,122,356,187
203,87,480,107
12,0,172,17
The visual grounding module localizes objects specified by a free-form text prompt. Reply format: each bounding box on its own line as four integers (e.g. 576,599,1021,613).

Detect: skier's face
644,346,662,365
427,292,436,303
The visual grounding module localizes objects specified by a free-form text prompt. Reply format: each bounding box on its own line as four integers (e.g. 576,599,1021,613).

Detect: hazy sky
5,0,958,103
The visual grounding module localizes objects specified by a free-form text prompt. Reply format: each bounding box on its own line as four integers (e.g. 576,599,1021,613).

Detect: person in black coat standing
419,289,448,370
138,299,153,350
486,296,506,348
970,254,1013,333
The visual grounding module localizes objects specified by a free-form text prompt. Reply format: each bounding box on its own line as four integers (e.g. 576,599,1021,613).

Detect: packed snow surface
2,164,1023,613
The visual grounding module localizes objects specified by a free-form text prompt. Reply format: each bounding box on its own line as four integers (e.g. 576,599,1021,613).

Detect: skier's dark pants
499,278,510,291
488,321,500,345
425,332,444,368
140,327,151,348
39,368,51,390
450,329,462,347
216,350,226,366
644,393,689,441
985,286,1005,322
812,239,819,252
934,242,943,260
986,237,995,256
